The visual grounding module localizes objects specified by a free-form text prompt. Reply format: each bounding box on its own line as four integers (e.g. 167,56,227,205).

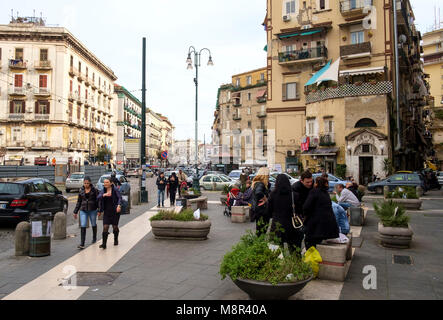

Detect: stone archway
346,129,388,185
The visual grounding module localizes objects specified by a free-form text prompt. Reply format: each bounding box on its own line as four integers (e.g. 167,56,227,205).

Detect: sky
1,0,441,142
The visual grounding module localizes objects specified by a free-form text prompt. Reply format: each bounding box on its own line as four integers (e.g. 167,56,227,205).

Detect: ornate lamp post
186,46,213,189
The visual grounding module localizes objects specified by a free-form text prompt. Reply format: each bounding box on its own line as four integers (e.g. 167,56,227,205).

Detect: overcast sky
1,0,441,142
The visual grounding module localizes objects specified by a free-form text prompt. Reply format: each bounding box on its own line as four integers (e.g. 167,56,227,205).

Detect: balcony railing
9,113,25,121
69,66,78,77
340,0,373,15
35,114,50,121
34,60,52,70
279,46,327,64
257,111,267,118
306,81,393,104
9,59,27,69
308,135,319,148
34,87,51,96
9,87,26,95
319,133,336,146
233,114,242,121
340,42,371,57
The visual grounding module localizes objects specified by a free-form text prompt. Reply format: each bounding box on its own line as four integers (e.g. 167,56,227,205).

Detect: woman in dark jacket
73,177,99,249
251,167,271,236
168,172,179,206
97,178,122,249
268,174,304,252
303,176,339,249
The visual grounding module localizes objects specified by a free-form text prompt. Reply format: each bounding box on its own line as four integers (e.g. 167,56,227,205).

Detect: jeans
157,189,165,206
170,189,177,205
339,202,353,210
79,210,98,228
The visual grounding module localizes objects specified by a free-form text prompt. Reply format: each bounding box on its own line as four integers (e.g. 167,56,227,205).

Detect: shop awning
339,66,385,76
305,60,331,86
278,29,322,39
302,147,339,156
256,88,267,98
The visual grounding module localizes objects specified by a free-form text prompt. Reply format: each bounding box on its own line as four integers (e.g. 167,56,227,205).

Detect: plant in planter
385,186,422,210
220,184,233,204
220,229,313,300
150,209,211,240
374,200,413,248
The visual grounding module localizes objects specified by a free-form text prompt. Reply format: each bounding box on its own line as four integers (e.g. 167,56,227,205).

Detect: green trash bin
29,212,52,257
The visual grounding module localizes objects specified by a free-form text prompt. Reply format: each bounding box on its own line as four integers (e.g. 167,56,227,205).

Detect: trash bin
29,212,52,257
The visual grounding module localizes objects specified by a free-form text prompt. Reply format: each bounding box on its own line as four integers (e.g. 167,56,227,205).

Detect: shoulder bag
291,191,304,230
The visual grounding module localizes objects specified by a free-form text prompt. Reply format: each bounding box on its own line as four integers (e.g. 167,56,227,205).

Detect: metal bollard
53,212,67,240
15,221,30,256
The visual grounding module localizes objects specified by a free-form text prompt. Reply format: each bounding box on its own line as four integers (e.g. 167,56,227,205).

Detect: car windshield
219,175,231,182
229,172,241,177
99,176,111,183
0,183,23,195
70,174,84,179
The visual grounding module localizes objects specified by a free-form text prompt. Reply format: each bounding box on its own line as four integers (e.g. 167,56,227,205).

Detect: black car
0,178,68,222
367,173,426,194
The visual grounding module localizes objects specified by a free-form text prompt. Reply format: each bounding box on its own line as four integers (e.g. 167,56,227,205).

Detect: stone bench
187,196,208,211
317,233,353,282
231,206,251,223
348,206,367,226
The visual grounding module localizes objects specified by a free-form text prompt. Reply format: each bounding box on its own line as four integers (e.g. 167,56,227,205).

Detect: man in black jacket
291,170,314,219
156,172,168,208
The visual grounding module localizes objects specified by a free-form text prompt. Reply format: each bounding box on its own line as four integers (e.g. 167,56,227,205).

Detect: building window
36,128,47,141
319,0,326,10
248,121,252,128
36,101,50,114
10,100,25,113
362,144,370,153
260,73,265,81
39,75,48,88
0,48,2,61
15,48,24,60
78,61,81,73
40,49,48,61
247,107,251,115
246,76,252,85
14,74,23,87
235,78,240,87
70,80,73,93
283,82,299,100
325,120,334,132
86,67,89,77
12,127,22,141
285,0,296,14
351,31,365,44
248,92,251,100
355,118,377,128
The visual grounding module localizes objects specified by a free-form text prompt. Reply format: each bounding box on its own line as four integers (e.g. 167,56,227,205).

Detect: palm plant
374,200,410,228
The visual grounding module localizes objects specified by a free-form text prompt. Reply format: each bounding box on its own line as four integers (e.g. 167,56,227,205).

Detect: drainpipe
393,0,401,152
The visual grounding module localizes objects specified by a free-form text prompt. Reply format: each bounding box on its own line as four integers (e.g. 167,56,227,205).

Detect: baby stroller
223,187,240,217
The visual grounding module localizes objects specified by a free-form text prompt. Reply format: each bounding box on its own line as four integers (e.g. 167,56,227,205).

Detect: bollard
383,186,390,198
416,186,423,198
15,221,30,256
53,212,67,240
132,192,139,206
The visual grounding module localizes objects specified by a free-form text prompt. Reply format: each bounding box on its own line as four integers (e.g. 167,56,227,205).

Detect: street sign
125,138,141,159
161,151,168,160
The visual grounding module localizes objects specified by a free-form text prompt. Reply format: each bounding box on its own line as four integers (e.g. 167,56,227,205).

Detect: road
0,176,159,255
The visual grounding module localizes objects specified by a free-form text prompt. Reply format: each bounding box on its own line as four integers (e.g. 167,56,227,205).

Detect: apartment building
0,17,117,165
158,114,174,153
265,0,430,183
146,108,163,165
213,67,268,167
423,28,443,168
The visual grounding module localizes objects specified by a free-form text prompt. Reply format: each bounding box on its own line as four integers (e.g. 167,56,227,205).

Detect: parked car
126,168,140,178
367,172,426,194
312,173,351,193
437,171,443,186
199,174,235,191
228,170,243,180
0,178,68,222
270,172,299,185
96,174,131,214
65,172,85,193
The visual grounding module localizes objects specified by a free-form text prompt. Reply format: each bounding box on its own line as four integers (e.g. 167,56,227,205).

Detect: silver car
65,172,85,193
199,174,234,191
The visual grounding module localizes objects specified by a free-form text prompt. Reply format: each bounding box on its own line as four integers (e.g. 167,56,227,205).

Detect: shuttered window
39,75,48,88
283,82,299,100
35,101,50,114
10,100,25,113
14,74,23,87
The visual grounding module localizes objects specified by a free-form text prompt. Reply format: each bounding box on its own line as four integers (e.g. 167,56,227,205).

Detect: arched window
355,118,377,128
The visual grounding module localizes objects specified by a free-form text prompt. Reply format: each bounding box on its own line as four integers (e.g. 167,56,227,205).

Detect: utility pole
139,37,148,203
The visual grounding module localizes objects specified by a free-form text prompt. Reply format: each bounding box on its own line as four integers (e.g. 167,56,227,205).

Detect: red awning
256,88,267,99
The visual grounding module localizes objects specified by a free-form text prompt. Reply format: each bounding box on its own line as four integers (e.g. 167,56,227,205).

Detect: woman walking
168,172,179,206
73,177,99,249
251,167,271,236
303,176,339,249
268,174,304,252
97,177,122,249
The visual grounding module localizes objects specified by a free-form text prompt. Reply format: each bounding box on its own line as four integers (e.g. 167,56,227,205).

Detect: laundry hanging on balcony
301,136,310,152
305,58,340,86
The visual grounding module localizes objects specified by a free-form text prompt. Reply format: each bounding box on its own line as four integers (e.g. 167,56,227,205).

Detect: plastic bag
303,246,322,278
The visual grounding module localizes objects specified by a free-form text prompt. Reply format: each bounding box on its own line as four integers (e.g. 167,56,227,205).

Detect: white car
437,171,443,185
228,170,243,180
270,172,299,185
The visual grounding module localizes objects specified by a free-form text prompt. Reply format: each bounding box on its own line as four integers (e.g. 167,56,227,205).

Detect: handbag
291,191,304,230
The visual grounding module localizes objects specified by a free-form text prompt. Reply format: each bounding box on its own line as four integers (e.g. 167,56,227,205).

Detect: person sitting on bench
335,184,360,210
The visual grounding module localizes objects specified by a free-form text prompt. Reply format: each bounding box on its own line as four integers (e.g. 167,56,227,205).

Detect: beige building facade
0,18,117,166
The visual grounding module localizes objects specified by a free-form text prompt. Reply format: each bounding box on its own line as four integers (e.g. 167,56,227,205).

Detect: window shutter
47,101,50,114
296,82,299,99
21,101,26,113
39,75,47,88
15,74,23,87
10,101,14,113
70,80,73,92
282,83,287,101
35,101,39,114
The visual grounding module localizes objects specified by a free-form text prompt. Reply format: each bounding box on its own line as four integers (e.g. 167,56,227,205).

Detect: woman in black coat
268,174,304,252
303,176,339,249
97,178,122,249
251,167,271,236
168,172,179,206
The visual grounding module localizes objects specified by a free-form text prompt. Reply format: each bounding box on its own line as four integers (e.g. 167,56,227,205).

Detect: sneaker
77,244,85,250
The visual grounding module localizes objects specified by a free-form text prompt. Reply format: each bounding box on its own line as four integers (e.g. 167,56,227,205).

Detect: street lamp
186,46,214,190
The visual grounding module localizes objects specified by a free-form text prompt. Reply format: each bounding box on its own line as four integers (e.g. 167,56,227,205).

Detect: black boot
78,227,86,249
92,226,97,244
99,232,108,249
113,230,119,246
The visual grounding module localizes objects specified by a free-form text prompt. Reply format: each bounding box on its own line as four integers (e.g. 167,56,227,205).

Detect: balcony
69,66,78,77
233,114,242,121
306,81,393,104
77,72,84,82
340,0,373,16
34,114,50,121
9,113,25,121
308,135,319,148
9,59,27,69
32,140,51,149
319,133,336,146
340,42,371,59
34,87,51,97
257,111,267,118
84,76,91,87
34,60,52,70
278,46,327,65
6,141,25,149
257,97,267,103
9,87,26,96
91,82,97,90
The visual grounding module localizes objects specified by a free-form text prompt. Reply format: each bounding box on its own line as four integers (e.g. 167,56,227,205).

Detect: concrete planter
233,276,313,300
187,196,208,210
231,206,250,223
378,222,413,249
384,198,422,210
150,220,211,241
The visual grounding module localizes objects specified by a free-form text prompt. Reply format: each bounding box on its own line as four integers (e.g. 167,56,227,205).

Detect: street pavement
0,187,442,300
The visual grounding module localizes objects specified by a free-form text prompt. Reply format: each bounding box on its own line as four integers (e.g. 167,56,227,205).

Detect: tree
96,147,113,163
383,158,393,177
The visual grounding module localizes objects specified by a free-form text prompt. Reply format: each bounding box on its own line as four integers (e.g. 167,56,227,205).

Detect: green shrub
331,195,338,203
336,164,347,179
220,229,313,285
222,184,233,195
189,188,202,196
385,186,418,199
150,208,208,222
374,200,410,228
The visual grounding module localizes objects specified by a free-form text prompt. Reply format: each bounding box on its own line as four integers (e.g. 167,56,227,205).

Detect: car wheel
376,187,383,195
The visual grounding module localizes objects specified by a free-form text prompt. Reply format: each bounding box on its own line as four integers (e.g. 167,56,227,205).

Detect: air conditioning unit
287,150,296,157
283,15,291,22
302,24,312,30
